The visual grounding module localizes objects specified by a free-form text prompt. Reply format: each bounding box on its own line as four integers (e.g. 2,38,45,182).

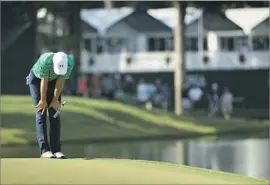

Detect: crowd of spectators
64,73,171,111
65,74,234,119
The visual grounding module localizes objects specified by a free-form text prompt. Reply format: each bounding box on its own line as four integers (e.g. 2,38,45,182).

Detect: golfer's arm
53,78,65,102
40,78,48,101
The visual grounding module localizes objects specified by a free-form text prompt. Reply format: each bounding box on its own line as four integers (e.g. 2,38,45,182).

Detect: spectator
101,74,115,100
208,83,219,117
136,79,149,105
188,84,203,111
153,79,163,107
147,80,156,103
160,83,170,111
113,73,123,101
155,79,162,94
220,87,233,120
90,73,101,98
114,73,122,90
183,98,192,112
77,74,88,97
143,80,156,110
123,75,135,104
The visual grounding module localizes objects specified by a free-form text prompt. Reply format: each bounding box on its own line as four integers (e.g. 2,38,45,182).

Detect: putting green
1,158,268,184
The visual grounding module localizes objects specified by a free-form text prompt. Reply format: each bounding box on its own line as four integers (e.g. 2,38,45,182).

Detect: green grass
1,158,268,184
1,95,269,146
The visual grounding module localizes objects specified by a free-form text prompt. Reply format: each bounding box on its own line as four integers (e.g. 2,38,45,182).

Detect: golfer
26,52,74,159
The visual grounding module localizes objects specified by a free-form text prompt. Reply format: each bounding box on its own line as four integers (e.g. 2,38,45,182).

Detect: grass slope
1,95,269,145
1,158,268,184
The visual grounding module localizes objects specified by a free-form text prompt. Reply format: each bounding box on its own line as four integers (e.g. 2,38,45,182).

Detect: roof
186,12,243,33
81,20,98,34
147,7,202,28
225,8,269,34
251,16,269,32
80,8,133,35
106,10,172,33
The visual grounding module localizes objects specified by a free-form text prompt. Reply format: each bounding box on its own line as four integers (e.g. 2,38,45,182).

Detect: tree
174,1,187,115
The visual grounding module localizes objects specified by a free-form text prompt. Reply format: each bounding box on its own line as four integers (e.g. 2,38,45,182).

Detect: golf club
53,101,67,118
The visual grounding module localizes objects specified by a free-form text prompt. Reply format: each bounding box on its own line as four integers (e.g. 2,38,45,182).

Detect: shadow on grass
2,102,269,148
1,110,200,147
89,103,269,138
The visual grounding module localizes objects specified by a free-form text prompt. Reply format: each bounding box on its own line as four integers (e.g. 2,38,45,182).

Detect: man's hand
36,100,48,114
49,100,62,111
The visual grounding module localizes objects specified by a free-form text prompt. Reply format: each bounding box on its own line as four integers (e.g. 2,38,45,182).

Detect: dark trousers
27,70,61,154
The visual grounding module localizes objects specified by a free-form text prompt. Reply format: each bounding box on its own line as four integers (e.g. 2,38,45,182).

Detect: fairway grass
1,158,268,184
1,95,269,146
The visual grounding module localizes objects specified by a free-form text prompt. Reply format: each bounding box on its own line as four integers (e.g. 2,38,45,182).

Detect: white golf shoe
54,152,67,159
41,151,55,158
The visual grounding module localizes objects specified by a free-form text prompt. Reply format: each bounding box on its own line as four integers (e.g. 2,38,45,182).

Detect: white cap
52,52,68,75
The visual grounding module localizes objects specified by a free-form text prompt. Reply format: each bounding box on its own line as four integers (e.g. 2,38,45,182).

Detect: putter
53,101,67,118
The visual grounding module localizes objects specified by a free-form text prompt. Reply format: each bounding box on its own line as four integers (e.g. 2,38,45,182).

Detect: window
220,37,235,51
203,38,208,51
147,37,168,51
148,38,155,51
84,39,92,52
96,38,103,54
235,36,249,51
227,38,234,51
158,38,166,51
220,37,226,50
185,38,190,50
252,36,269,51
185,37,198,51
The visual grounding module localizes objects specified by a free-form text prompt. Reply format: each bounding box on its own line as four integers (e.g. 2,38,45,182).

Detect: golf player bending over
27,52,74,159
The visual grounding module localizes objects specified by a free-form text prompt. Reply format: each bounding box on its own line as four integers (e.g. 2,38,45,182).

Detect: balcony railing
80,50,270,73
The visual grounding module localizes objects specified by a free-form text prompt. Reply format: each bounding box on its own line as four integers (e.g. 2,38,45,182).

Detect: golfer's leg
29,83,50,154
48,107,61,153
47,88,62,153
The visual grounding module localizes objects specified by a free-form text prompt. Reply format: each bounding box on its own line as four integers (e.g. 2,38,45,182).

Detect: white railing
80,50,121,73
80,50,270,73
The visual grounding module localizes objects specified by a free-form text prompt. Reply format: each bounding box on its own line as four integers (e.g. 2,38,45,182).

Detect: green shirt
32,52,74,81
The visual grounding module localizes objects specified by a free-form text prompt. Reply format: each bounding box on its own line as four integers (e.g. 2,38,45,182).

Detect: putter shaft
53,101,66,118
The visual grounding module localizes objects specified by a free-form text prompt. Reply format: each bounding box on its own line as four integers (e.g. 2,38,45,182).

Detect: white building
80,9,173,73
80,8,269,74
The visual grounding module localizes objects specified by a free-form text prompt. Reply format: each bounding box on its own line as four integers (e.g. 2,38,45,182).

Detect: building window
147,37,167,51
185,37,198,51
203,38,208,51
148,38,155,51
235,36,249,52
96,38,103,54
158,38,166,51
84,39,92,52
220,37,235,51
252,36,269,51
227,38,234,51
